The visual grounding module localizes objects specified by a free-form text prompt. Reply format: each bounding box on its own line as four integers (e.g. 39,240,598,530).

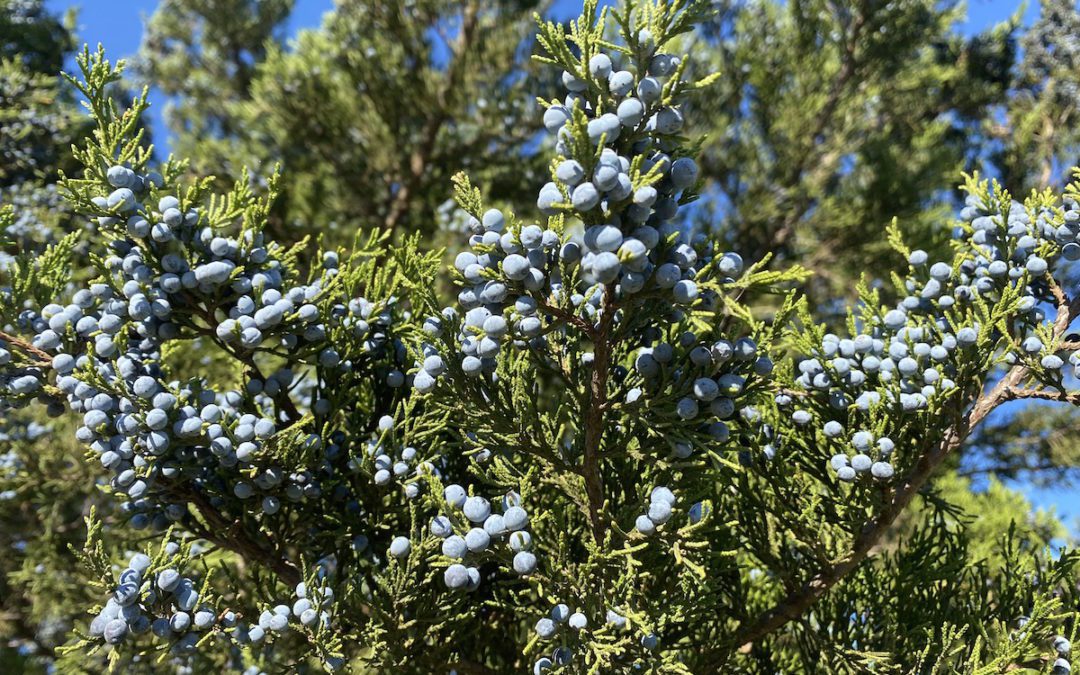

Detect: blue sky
46,0,1076,529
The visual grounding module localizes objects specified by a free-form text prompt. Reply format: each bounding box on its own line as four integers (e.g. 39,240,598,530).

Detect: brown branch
178,487,301,588
1050,280,1080,336
580,288,616,544
711,286,1080,666
0,329,52,366
1002,386,1080,406
721,367,1022,663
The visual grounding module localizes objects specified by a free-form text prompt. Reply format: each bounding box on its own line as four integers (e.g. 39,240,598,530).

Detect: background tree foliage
0,0,85,258
0,4,96,670
996,0,1080,195
686,0,1014,306
136,0,554,245
0,0,1078,672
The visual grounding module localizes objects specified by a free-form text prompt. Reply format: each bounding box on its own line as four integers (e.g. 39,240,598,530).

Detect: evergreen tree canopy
0,1,1078,674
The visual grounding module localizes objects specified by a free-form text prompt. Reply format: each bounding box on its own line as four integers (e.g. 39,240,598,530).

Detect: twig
1003,386,1080,406
535,296,596,336
0,329,53,366
720,365,1022,663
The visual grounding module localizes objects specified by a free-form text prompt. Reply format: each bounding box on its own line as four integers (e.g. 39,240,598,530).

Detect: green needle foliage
683,0,1017,310
0,1,1078,674
137,0,555,246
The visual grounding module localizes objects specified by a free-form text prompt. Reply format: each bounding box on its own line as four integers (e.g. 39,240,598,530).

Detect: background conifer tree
136,0,555,245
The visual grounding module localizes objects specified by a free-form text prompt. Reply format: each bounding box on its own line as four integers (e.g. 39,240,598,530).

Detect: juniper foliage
128,0,1080,491
0,1,1077,674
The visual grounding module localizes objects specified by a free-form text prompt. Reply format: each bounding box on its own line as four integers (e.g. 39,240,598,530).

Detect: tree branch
711,284,1080,665
580,288,616,544
721,365,1022,662
1002,386,1080,406
178,486,302,588
0,329,53,366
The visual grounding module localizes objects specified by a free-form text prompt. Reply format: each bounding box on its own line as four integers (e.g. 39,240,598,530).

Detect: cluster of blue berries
531,602,651,673
233,579,335,649
629,329,770,451
793,320,966,421
826,430,896,482
88,546,228,656
532,640,574,675
435,487,537,588
0,161,416,536
1051,197,1080,261
352,414,431,500
534,601,585,638
791,189,1076,484
538,44,713,299
414,37,750,396
1053,635,1072,675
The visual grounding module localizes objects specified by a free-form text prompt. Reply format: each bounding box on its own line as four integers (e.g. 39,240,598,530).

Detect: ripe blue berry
463,495,491,523
389,536,411,558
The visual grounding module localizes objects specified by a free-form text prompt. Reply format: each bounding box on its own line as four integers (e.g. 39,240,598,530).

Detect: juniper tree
681,0,1080,500
0,2,1078,675
129,0,1080,490
965,0,1080,488
0,0,87,256
995,0,1080,195
0,0,73,75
